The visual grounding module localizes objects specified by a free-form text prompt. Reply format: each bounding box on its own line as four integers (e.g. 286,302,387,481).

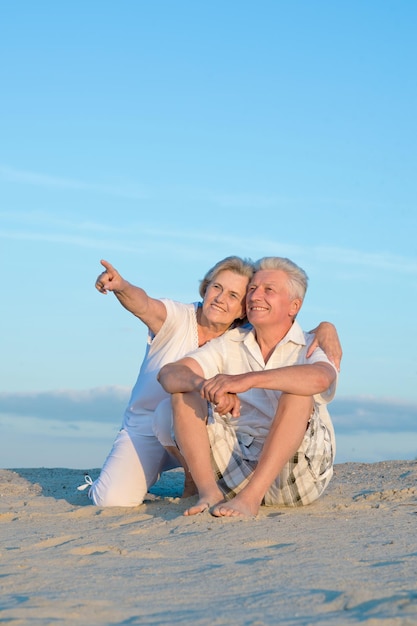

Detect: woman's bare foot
164,446,198,498
211,492,260,518
181,472,198,498
184,498,211,516
184,486,224,516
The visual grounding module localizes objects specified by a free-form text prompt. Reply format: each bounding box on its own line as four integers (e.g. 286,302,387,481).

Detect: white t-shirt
187,320,338,446
123,299,199,428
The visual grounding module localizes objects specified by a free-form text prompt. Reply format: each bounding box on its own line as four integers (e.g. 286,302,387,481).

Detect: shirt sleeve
184,336,225,379
305,343,338,404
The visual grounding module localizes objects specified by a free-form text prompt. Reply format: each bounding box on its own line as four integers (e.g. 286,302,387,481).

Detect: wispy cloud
1,215,416,276
210,191,403,212
0,210,127,233
312,247,417,275
0,165,150,200
1,163,416,275
212,193,284,210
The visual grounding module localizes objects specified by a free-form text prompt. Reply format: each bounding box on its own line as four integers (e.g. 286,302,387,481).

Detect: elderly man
158,257,338,517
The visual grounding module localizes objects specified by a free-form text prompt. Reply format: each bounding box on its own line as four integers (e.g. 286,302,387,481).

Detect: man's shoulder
289,320,328,346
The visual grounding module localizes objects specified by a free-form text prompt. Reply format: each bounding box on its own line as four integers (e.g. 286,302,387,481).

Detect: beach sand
1,460,416,625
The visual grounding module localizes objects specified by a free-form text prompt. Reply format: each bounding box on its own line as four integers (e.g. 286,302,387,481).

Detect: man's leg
172,391,224,515
212,393,313,517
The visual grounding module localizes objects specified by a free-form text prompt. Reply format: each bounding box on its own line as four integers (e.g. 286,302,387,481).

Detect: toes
184,502,210,516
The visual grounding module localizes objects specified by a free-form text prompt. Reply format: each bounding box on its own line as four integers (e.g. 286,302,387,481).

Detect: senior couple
83,254,340,517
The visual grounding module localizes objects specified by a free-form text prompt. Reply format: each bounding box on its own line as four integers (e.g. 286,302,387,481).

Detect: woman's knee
153,398,175,446
88,473,147,507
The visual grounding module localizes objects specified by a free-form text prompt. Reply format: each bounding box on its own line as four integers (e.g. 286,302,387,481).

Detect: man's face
246,269,301,328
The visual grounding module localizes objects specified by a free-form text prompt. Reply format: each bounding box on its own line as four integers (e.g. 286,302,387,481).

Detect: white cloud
1,389,416,434
331,396,417,433
1,390,415,467
0,387,130,423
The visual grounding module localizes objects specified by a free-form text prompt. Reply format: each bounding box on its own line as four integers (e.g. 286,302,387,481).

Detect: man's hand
201,373,253,417
203,389,241,417
307,322,342,371
202,373,252,398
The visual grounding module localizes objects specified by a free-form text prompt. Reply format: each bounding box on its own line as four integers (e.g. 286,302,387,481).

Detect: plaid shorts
207,405,334,507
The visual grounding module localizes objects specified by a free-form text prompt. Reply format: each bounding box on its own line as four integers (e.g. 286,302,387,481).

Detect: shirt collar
239,319,306,348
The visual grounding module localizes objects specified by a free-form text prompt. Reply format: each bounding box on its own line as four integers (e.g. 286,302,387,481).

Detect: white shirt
123,299,199,428
188,320,337,446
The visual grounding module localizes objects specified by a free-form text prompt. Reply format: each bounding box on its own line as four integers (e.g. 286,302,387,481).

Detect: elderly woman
81,256,341,507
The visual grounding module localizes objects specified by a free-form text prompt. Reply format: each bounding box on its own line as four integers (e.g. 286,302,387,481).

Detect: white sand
1,461,417,625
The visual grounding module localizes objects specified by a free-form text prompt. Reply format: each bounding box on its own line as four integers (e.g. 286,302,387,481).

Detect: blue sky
1,1,416,469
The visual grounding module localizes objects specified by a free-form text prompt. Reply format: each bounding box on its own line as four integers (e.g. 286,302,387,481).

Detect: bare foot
184,498,211,516
184,486,224,516
211,493,259,518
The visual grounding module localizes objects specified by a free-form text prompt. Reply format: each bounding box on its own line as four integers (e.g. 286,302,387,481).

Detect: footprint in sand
0,512,19,523
354,487,417,503
33,535,78,549
69,545,125,556
243,539,294,550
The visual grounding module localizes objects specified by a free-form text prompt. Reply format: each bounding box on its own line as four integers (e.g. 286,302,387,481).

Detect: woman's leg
153,398,197,497
171,392,224,515
89,425,178,507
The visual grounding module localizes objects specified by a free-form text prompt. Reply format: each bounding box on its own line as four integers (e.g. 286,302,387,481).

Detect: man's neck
254,322,293,363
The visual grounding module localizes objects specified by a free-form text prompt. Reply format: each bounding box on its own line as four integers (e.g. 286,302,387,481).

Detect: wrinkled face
246,269,301,328
202,270,249,327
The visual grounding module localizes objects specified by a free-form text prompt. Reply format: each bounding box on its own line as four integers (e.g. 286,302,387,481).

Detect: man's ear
290,298,302,317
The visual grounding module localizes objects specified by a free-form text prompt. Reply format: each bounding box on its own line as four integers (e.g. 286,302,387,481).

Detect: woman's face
201,269,249,328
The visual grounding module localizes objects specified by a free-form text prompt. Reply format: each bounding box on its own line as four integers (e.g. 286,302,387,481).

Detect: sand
1,460,417,625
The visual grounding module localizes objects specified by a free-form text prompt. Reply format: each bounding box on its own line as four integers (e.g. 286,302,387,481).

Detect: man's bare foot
184,486,224,516
211,493,260,518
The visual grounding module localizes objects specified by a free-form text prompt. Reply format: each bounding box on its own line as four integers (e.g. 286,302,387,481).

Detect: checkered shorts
207,406,334,507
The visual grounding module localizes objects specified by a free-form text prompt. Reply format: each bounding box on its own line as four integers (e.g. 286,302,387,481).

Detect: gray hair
253,257,308,300
199,256,254,299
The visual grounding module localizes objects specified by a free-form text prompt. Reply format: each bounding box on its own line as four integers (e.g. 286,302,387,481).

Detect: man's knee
278,392,313,419
172,391,207,419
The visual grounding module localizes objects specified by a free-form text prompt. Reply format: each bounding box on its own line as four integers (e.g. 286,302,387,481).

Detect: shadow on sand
8,467,185,506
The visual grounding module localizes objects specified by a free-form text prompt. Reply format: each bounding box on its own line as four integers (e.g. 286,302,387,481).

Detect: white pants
152,398,176,447
89,402,178,507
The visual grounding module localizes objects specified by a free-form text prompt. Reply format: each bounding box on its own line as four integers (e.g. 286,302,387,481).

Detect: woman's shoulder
160,298,199,315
